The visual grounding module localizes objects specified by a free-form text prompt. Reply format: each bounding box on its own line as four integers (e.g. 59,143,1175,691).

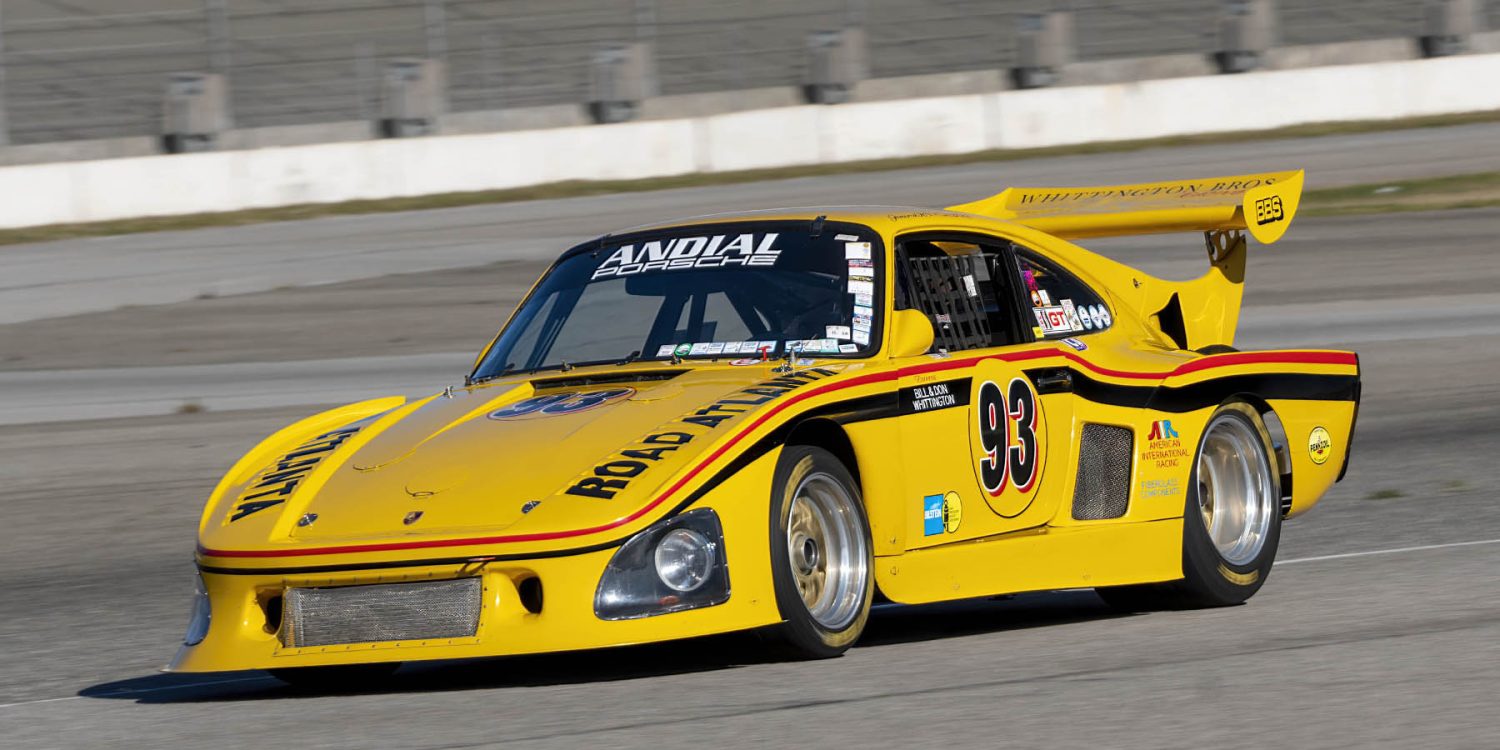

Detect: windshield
472,220,883,379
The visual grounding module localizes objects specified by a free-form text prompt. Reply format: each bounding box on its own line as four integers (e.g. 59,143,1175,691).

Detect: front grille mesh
280,578,482,648
1073,424,1134,520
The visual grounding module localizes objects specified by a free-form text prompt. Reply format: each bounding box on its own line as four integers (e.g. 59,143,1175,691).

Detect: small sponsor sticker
844,242,872,260
1097,306,1112,327
826,325,852,340
1061,337,1087,351
702,342,726,355
673,343,694,357
689,342,715,355
1038,289,1052,306
852,329,871,345
853,292,874,307
847,279,875,296
935,313,952,324
1308,426,1332,465
729,358,765,366
1036,306,1072,334
1079,306,1095,330
1061,299,1082,330
923,494,944,536
835,233,859,241
1138,477,1182,498
838,343,859,353
655,344,677,357
923,492,963,536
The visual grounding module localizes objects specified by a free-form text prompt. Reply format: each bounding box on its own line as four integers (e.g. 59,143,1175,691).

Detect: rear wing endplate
947,170,1304,244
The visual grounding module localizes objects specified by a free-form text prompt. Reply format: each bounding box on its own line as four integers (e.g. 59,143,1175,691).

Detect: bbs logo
1255,195,1284,226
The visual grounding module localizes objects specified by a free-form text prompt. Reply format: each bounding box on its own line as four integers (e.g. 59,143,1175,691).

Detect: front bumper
170,453,785,673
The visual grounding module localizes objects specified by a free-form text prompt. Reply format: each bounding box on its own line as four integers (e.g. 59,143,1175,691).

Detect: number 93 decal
973,377,1044,517
488,388,635,420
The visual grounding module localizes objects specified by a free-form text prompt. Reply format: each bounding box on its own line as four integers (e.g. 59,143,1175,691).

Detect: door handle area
1032,369,1073,394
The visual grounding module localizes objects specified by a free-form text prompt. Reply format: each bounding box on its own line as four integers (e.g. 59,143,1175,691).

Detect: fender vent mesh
1073,424,1133,520
280,577,482,648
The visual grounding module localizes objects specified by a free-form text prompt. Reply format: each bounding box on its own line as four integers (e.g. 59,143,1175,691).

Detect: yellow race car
173,170,1359,684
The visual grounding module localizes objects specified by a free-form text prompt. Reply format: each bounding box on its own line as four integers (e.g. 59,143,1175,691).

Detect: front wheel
1098,402,1282,611
765,445,873,658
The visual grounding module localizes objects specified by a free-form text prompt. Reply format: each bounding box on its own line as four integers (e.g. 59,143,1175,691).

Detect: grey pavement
1,126,1499,749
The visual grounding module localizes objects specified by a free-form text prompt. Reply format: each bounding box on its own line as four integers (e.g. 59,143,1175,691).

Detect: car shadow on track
79,590,1126,703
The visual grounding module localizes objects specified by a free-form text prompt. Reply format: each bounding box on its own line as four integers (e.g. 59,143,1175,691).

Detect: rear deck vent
1073,424,1133,520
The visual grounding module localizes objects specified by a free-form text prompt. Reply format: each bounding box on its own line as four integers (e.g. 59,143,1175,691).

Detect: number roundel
489,388,635,420
972,377,1043,517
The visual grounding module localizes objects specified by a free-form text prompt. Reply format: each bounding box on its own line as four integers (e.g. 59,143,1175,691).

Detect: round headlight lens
183,572,212,646
653,529,715,593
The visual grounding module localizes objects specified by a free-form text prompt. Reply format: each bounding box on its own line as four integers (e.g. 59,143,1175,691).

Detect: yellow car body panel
173,171,1359,673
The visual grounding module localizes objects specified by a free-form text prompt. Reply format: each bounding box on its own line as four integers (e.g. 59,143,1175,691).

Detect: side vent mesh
1073,424,1133,520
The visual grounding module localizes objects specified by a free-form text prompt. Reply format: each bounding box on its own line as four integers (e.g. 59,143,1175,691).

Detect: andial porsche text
592,233,781,280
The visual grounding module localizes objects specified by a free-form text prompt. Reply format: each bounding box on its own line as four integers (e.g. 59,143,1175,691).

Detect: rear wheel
765,445,873,658
269,662,400,690
1098,403,1281,611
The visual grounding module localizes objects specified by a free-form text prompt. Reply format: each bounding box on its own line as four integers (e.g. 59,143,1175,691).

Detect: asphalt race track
3,126,1500,749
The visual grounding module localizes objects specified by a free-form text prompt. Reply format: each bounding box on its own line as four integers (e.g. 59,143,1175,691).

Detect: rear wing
947,170,1303,245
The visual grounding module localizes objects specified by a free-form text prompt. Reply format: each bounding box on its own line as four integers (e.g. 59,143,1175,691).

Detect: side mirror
887,309,934,358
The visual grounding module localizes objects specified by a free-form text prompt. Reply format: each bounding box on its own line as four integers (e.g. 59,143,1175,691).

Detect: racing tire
269,662,401,691
1097,402,1281,611
765,445,874,659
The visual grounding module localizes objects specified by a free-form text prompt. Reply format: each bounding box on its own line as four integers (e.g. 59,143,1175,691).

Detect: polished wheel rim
1197,413,1275,567
786,471,868,630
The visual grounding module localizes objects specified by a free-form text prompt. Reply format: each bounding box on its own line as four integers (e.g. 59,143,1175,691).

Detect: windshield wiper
615,350,642,366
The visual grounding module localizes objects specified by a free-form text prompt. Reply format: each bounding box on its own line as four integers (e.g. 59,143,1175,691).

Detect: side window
895,238,1020,352
1014,249,1112,339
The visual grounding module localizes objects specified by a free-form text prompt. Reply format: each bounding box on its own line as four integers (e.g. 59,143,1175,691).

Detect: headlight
654,529,714,592
183,571,212,646
594,508,729,620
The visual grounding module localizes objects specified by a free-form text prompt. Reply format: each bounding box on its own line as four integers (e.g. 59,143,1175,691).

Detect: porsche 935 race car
173,170,1359,682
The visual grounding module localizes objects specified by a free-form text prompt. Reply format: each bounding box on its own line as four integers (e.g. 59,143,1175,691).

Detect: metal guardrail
0,0,1487,146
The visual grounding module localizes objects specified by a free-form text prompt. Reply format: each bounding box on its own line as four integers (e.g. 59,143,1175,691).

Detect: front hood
200,362,846,556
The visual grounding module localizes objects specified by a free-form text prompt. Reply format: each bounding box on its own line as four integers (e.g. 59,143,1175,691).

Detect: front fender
196,396,406,535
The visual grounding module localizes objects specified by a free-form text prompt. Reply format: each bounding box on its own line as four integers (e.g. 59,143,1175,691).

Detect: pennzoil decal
565,368,837,500
229,426,362,522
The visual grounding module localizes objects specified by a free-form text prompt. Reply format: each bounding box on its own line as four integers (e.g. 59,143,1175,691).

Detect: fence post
634,0,656,43
484,26,503,110
355,41,375,121
425,0,448,62
204,0,231,72
0,0,9,146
